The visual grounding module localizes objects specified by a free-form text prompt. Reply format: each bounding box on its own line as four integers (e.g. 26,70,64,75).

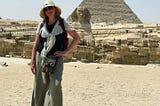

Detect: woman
30,0,80,106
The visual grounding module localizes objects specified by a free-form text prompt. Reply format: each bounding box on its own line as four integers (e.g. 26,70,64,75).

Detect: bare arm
54,30,80,56
30,33,40,74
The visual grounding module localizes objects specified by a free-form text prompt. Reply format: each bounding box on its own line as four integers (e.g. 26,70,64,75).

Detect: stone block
138,47,149,56
148,39,159,47
149,48,160,55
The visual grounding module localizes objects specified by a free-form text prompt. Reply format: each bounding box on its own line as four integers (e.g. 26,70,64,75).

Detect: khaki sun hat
40,0,61,19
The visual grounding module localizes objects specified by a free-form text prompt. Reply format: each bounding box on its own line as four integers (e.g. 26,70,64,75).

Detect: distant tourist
0,61,8,67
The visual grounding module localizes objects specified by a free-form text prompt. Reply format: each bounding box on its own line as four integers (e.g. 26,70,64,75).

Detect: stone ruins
0,0,160,65
0,20,38,58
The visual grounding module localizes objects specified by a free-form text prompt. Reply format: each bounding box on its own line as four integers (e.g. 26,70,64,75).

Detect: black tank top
36,20,65,56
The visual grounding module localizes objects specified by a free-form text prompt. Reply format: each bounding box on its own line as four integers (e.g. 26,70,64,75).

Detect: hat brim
40,6,61,19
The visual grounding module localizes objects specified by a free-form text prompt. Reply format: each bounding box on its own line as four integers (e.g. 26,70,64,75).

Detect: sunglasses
44,6,54,11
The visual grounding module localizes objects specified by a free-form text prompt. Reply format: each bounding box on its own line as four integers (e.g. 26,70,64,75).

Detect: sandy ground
0,57,160,106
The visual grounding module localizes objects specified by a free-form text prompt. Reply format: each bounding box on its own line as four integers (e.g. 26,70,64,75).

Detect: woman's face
44,6,56,18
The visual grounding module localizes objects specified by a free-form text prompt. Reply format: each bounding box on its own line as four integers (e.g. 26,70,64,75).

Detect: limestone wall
0,20,37,58
72,23,160,65
1,19,160,65
0,39,32,58
111,39,160,65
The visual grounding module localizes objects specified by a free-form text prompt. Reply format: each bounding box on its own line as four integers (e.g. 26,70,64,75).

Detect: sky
0,0,160,23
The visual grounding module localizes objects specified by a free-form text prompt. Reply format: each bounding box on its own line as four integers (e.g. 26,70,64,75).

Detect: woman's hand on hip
54,51,68,57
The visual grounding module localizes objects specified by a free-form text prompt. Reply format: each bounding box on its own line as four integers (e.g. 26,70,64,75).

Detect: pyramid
68,0,142,24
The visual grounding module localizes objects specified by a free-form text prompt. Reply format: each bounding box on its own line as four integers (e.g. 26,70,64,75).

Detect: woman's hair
54,7,61,18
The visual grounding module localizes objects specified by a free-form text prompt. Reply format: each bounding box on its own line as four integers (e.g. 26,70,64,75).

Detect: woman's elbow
76,34,80,42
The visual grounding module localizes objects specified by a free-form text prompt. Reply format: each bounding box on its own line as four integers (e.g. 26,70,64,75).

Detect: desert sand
0,57,160,106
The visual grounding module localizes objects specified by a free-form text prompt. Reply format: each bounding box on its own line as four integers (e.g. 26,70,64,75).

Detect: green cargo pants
31,52,63,106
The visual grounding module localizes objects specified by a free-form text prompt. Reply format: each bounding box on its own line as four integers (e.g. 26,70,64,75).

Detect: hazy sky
0,0,160,23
